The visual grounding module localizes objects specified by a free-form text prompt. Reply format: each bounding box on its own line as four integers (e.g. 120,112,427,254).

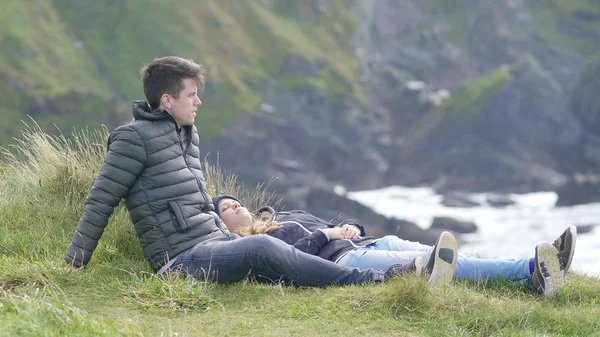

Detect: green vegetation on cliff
0,0,362,144
526,0,600,56
403,64,512,146
0,1,113,143
2,0,598,147
438,64,512,119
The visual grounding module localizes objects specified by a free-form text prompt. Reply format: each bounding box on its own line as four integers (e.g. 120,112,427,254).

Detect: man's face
218,199,253,233
165,78,202,128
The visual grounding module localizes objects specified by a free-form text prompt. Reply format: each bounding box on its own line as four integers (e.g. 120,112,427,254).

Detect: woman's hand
322,225,361,240
340,224,361,239
322,227,344,240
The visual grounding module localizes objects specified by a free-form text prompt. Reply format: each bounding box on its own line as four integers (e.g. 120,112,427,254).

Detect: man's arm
290,227,348,255
65,125,146,268
291,230,331,255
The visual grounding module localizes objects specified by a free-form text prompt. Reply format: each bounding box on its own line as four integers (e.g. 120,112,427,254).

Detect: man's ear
160,94,172,109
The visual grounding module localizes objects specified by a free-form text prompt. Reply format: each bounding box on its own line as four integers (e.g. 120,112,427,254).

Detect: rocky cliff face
352,0,594,193
3,1,600,234
556,55,600,206
208,0,600,226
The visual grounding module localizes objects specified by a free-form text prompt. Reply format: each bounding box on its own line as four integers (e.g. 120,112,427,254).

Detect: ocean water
348,186,600,278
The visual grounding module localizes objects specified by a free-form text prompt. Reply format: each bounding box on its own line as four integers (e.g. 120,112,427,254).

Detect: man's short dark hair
141,56,205,110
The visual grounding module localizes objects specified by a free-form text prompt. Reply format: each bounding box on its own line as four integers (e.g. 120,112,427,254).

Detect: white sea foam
348,186,600,277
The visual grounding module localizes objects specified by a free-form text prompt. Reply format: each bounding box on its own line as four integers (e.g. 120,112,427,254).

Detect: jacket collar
132,100,175,123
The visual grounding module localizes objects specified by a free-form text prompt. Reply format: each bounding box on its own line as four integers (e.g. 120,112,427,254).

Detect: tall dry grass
0,120,277,212
203,156,280,213
0,120,108,206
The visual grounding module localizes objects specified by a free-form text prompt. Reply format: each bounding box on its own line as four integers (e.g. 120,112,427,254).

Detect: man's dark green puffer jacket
65,101,231,271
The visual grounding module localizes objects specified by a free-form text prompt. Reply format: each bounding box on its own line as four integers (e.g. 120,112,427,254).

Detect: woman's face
217,198,253,233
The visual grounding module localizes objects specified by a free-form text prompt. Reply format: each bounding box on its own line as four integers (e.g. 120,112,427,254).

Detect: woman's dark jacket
269,210,376,262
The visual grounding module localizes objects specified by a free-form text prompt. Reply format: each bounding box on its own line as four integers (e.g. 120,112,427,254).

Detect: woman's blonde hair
235,210,280,237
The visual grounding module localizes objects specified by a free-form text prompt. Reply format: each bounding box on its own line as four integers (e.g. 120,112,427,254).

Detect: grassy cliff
2,0,598,147
418,0,600,57
0,0,362,145
526,0,600,56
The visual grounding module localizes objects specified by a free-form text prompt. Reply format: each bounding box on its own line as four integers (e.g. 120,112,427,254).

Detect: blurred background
1,0,599,275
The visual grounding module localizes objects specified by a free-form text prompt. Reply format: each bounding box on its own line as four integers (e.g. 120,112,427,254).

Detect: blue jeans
336,235,532,282
170,234,386,286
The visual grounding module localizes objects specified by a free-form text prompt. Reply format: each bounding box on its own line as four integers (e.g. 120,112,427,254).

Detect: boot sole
536,243,565,297
428,231,458,287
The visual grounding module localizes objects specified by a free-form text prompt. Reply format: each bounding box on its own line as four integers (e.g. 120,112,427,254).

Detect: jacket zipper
177,129,228,236
177,128,205,202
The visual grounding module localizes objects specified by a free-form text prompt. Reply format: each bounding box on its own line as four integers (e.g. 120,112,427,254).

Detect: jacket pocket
169,201,189,231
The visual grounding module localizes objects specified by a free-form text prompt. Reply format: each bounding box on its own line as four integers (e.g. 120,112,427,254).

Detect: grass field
1,125,599,336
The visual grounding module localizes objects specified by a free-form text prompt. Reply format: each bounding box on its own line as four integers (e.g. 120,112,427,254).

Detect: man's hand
340,224,361,239
67,264,81,272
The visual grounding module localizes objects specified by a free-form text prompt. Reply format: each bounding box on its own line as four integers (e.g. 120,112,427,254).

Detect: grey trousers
171,234,385,287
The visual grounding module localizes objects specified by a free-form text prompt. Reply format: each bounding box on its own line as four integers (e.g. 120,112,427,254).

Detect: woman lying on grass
213,195,577,297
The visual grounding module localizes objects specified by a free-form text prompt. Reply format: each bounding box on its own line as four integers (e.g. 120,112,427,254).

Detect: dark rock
556,176,600,206
430,217,478,234
486,195,516,208
570,55,600,134
304,185,389,227
568,55,600,169
385,217,439,246
466,1,515,66
574,223,598,234
441,193,480,208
